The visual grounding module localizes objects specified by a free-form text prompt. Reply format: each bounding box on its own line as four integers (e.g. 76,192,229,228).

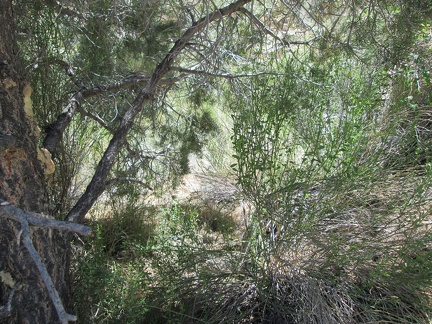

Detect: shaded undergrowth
72,20,432,324
72,170,432,323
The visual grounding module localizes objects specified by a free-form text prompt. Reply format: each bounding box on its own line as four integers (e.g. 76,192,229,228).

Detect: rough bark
0,1,73,322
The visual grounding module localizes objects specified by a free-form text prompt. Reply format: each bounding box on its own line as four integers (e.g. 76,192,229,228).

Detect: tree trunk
0,1,72,323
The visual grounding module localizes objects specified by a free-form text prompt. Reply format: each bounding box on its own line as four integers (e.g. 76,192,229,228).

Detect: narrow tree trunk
0,1,72,322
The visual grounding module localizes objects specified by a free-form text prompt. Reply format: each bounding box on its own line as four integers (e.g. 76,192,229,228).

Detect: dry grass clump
142,264,431,323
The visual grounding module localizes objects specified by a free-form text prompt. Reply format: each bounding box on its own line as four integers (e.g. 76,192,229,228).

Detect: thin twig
105,177,154,191
239,7,313,46
76,106,116,134
171,66,285,78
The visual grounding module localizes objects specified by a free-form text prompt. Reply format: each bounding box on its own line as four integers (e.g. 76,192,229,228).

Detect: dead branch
0,202,91,236
19,218,76,323
0,201,92,323
42,92,83,157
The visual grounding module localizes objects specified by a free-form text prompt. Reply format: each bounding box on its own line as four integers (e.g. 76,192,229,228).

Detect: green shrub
96,203,157,257
72,200,156,322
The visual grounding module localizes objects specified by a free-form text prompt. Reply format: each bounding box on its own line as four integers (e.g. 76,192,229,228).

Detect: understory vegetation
13,0,432,322
73,30,432,322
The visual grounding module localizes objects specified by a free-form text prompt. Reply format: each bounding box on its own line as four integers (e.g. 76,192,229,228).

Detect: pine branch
66,0,253,224
42,75,184,157
171,66,286,78
239,7,314,46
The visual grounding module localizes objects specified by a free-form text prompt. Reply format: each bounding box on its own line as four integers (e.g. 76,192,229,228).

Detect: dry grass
73,168,432,323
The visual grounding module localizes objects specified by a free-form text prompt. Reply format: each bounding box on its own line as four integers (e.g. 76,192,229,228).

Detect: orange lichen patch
0,148,28,206
23,83,33,118
1,78,17,89
37,147,55,175
0,148,26,173
22,84,41,138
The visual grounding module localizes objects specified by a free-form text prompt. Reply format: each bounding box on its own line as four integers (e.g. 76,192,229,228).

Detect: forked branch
43,74,185,156
0,201,92,323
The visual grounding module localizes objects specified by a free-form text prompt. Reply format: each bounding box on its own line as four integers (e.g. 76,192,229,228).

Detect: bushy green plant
96,202,156,257
228,38,432,321
73,231,152,323
72,198,157,322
